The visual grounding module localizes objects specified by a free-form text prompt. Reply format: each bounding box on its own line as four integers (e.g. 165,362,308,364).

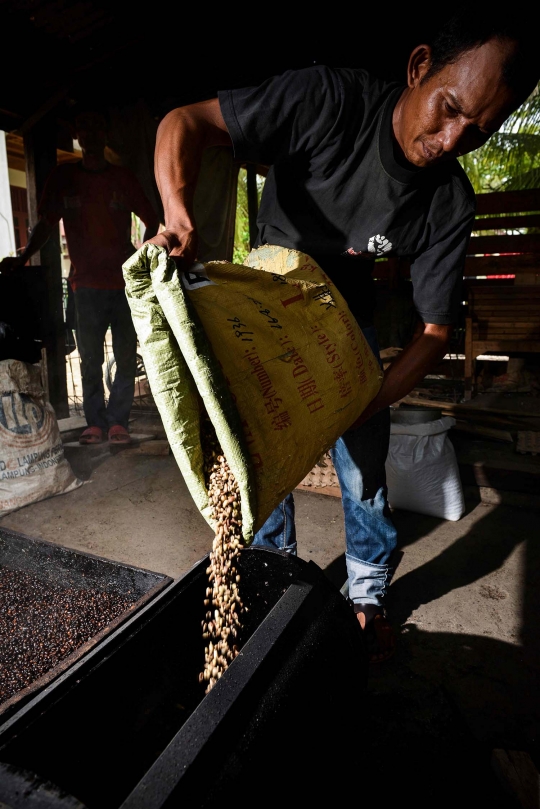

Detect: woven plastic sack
0,359,82,516
385,416,465,521
123,244,382,542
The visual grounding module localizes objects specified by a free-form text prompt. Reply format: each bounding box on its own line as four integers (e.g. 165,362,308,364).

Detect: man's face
74,112,107,157
395,38,521,168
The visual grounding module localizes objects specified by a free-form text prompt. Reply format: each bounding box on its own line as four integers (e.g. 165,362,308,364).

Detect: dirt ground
1,414,538,807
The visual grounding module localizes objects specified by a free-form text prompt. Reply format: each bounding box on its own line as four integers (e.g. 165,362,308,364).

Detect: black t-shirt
219,65,476,326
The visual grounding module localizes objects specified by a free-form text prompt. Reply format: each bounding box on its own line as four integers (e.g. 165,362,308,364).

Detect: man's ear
407,45,433,88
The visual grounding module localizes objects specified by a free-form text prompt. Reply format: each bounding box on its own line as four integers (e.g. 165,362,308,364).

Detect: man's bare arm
0,218,53,273
149,99,232,266
352,322,453,428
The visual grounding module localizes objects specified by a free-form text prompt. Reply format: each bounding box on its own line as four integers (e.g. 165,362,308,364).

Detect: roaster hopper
0,546,367,808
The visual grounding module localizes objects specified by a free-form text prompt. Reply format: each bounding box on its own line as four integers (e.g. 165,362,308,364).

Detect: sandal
108,424,131,444
79,426,104,445
354,603,395,664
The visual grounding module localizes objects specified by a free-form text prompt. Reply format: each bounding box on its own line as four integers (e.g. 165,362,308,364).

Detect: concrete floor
1,415,539,806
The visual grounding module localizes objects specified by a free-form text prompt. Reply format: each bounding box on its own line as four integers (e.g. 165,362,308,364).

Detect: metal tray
0,527,173,721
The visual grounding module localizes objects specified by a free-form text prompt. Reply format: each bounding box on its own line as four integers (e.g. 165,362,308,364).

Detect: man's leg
330,326,397,660
251,494,297,554
74,288,109,433
331,411,396,604
107,290,137,430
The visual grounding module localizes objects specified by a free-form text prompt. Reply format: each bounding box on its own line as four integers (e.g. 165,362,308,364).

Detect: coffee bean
199,417,245,693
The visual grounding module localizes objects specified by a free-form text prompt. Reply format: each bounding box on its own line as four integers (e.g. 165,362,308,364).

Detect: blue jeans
74,288,137,431
252,326,397,607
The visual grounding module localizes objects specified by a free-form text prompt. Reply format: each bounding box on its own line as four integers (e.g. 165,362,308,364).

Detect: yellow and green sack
123,244,382,543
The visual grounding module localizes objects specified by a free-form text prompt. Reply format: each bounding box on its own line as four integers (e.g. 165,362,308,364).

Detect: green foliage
233,168,250,264
460,88,540,193
233,168,265,264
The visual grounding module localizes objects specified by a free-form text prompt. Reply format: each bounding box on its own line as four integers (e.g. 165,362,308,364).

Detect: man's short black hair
424,6,539,101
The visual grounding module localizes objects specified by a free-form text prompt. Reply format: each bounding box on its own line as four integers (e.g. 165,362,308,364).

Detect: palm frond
460,84,540,193
502,168,540,191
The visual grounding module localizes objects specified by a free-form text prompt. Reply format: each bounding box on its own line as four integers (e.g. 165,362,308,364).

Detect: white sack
385,415,465,521
0,359,82,516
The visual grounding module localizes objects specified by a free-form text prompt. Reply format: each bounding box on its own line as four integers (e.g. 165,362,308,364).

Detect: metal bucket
391,405,443,424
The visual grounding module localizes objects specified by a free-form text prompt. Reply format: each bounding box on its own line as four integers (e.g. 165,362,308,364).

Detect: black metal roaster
0,539,367,808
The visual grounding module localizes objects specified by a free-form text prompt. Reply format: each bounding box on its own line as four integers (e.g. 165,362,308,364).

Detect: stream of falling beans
199,419,245,693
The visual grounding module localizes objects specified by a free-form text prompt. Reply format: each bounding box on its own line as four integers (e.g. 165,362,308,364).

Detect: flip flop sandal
108,425,131,444
354,603,395,664
79,426,104,445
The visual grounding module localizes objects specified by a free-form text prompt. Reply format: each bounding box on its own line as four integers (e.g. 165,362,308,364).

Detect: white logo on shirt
368,234,392,255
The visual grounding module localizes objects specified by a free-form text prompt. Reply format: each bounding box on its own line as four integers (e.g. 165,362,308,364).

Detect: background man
0,109,160,444
149,10,538,660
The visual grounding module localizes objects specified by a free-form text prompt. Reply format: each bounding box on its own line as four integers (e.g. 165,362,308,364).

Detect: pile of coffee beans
199,419,245,693
0,567,135,705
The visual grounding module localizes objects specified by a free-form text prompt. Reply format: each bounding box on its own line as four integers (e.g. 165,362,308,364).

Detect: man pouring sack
147,8,539,662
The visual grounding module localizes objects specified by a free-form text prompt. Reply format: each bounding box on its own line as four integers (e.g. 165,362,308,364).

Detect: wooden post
464,316,474,401
246,163,258,250
23,114,69,418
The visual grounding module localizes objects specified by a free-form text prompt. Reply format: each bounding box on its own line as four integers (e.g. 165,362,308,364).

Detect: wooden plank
473,214,540,230
473,288,540,296
478,336,540,343
472,302,540,308
472,340,540,352
477,336,540,343
464,315,474,400
516,431,540,456
471,285,540,296
467,233,540,255
476,329,540,336
452,411,539,430
473,303,540,309
472,303,540,310
23,113,69,419
476,326,540,333
452,421,514,443
464,254,539,275
475,189,540,215
472,297,540,303
463,279,515,290
472,284,540,293
475,319,540,326
473,314,540,322
402,395,540,420
472,306,540,313
473,308,540,315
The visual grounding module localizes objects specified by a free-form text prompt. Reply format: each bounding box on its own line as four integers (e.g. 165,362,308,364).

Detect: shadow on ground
324,498,540,808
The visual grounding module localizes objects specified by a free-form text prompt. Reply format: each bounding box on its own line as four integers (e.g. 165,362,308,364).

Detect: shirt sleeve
409,196,475,325
37,166,64,226
218,66,350,166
